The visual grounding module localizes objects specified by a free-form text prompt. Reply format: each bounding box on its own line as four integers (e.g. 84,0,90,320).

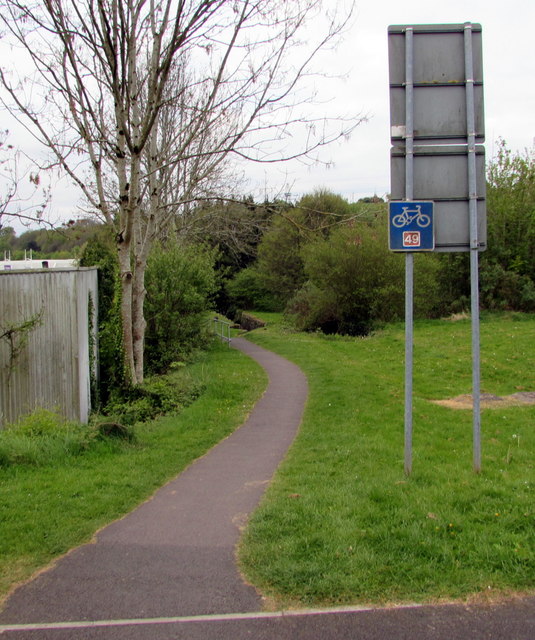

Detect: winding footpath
0,338,308,636
0,337,533,639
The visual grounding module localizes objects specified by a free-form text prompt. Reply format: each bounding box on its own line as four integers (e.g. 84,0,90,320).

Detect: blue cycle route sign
389,201,434,251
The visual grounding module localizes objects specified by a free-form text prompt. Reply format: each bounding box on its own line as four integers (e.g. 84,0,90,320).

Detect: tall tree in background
0,0,359,383
485,139,535,280
480,139,535,311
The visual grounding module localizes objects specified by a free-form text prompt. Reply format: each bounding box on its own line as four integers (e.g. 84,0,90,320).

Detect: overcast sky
243,0,535,203
4,0,534,231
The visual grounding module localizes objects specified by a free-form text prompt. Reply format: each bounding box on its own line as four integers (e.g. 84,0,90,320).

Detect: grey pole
464,23,482,472
404,27,414,476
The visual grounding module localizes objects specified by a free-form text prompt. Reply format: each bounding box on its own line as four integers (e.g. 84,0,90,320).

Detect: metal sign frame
388,23,486,252
388,23,485,474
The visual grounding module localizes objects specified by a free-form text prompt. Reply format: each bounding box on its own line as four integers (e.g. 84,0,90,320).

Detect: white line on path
0,604,425,633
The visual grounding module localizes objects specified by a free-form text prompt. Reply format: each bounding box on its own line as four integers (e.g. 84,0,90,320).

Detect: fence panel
0,268,98,426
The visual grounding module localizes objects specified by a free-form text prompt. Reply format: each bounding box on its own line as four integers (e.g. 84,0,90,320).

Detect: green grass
0,340,267,602
239,312,535,607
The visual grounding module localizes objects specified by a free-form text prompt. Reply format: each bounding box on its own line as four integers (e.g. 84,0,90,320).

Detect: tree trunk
132,249,148,384
117,239,136,385
118,230,148,387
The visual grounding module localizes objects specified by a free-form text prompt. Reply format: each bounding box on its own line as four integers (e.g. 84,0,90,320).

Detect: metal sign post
389,199,435,474
388,23,486,474
404,26,414,476
464,23,482,472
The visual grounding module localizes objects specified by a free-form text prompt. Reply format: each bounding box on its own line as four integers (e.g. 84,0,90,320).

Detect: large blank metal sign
388,24,484,143
388,24,486,251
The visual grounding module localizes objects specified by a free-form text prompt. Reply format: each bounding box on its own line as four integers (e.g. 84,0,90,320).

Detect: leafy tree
79,229,120,323
255,190,354,306
0,226,15,257
479,140,535,311
178,199,278,269
293,189,353,234
256,212,306,307
485,140,535,279
176,198,279,314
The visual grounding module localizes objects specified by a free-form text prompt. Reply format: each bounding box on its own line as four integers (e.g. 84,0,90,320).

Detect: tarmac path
1,336,534,639
0,337,307,635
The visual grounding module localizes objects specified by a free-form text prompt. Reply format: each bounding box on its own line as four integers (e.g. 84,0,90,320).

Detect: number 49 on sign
403,231,421,247
389,201,435,252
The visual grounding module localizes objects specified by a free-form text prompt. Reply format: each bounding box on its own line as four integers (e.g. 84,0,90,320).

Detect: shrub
447,140,535,314
286,220,446,335
6,408,72,437
102,371,205,425
285,282,340,333
295,189,352,231
289,221,405,335
144,242,217,374
485,140,535,283
254,190,354,307
256,214,306,306
226,266,280,313
413,252,444,319
480,262,535,312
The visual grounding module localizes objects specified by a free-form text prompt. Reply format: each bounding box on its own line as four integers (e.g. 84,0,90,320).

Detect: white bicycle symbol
392,205,431,229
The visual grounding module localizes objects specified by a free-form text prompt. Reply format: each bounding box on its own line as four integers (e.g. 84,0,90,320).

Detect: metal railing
211,316,232,346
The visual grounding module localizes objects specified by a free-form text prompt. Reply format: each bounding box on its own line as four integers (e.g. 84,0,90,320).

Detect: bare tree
0,130,50,229
0,0,360,383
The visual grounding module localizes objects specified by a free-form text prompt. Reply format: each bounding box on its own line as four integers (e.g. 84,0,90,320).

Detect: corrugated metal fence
0,268,98,427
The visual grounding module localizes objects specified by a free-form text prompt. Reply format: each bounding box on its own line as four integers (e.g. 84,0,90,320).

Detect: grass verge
0,340,267,603
239,312,535,607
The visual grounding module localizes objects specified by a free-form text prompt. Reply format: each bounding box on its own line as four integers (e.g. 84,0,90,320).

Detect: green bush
413,252,444,319
288,221,406,335
255,190,354,307
295,189,352,231
285,282,339,333
485,140,535,283
480,262,535,312
434,253,471,315
6,408,73,437
285,221,446,335
144,242,217,374
226,266,281,313
476,141,535,313
256,214,306,306
102,371,205,425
